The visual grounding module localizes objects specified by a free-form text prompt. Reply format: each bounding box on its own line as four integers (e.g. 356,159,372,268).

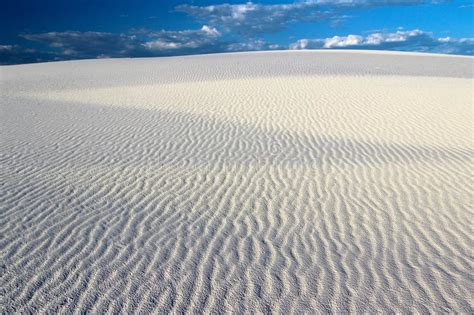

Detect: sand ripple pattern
1,51,473,313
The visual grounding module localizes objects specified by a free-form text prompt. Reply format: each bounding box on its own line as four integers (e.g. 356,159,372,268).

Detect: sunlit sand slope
1,51,473,313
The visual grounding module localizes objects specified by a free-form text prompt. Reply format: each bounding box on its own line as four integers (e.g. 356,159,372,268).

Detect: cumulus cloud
226,40,282,52
141,25,221,51
176,1,440,34
201,25,221,37
289,29,474,55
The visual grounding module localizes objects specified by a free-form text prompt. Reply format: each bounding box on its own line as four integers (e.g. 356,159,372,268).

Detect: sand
1,50,473,313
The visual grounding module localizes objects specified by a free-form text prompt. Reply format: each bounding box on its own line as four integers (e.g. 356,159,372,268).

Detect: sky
1,0,473,64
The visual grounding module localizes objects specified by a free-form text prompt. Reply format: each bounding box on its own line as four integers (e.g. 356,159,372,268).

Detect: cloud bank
3,26,279,63
289,29,474,55
177,1,442,34
13,26,226,62
21,31,141,58
176,2,330,34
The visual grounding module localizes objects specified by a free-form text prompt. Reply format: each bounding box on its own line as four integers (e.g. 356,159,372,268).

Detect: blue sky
1,0,473,64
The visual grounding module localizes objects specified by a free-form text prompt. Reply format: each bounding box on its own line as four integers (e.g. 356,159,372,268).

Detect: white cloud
322,29,426,48
226,39,282,51
177,1,441,34
289,29,474,55
142,41,181,50
141,25,221,51
324,35,363,48
201,25,220,37
176,2,332,34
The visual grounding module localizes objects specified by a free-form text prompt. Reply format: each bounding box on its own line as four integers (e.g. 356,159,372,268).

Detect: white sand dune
1,50,473,313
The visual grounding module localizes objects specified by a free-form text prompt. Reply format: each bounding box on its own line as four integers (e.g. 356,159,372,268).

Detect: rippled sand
1,50,473,313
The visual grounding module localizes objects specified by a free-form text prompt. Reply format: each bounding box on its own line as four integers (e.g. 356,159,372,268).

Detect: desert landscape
1,50,473,313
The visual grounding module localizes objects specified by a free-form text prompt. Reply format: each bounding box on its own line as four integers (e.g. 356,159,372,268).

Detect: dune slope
1,51,473,313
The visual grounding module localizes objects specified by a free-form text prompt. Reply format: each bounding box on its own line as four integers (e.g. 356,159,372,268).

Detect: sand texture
1,50,473,313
